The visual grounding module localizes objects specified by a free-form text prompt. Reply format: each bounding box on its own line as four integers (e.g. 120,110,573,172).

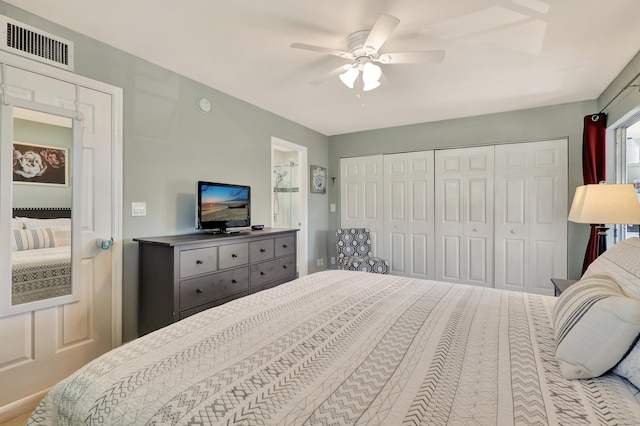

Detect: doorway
271,137,308,277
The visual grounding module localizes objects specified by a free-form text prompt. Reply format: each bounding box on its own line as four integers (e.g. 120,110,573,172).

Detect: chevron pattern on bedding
28,271,640,425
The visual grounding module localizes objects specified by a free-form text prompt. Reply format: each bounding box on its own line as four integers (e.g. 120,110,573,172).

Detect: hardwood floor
0,412,29,426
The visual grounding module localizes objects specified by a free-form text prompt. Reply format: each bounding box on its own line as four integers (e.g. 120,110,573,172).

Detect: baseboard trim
0,389,48,423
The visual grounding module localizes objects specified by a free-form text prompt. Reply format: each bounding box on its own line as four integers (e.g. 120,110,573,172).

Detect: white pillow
583,238,640,300
552,274,640,379
614,338,640,389
22,217,71,230
11,218,24,230
51,226,71,247
13,228,57,251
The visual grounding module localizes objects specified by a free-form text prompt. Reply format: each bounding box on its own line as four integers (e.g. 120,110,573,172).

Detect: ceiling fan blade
310,64,353,85
290,43,354,59
364,14,400,53
376,50,446,64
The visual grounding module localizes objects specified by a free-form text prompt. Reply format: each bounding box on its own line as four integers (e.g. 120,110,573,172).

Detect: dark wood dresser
134,228,297,335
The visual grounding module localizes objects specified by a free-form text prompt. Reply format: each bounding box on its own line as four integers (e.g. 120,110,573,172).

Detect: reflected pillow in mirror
12,228,57,251
52,226,71,247
22,217,71,230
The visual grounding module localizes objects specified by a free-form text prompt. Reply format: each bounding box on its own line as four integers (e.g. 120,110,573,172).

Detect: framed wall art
310,165,327,194
13,142,68,186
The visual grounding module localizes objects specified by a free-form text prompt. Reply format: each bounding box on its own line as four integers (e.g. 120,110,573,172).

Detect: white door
494,139,568,295
435,146,494,286
0,64,119,410
383,151,435,278
340,155,384,254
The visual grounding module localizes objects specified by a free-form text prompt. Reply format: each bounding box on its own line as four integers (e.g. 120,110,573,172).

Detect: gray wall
328,101,596,281
0,2,330,343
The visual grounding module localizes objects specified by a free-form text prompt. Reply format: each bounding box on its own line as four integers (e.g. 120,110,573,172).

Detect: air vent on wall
0,15,74,71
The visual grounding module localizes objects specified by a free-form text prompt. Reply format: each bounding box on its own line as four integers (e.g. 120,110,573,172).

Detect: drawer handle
232,279,237,284
260,248,266,253
282,244,288,248
260,271,265,275
196,260,204,265
232,253,238,258
196,288,204,294
283,265,288,269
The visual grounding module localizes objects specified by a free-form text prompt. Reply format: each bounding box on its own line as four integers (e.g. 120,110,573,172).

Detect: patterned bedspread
28,271,640,425
11,246,71,305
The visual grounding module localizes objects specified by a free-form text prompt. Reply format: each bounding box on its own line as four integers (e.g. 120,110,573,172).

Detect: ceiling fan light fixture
363,80,381,92
339,66,359,88
362,62,382,83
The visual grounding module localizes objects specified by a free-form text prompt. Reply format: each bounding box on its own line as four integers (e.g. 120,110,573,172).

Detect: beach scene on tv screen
201,185,249,222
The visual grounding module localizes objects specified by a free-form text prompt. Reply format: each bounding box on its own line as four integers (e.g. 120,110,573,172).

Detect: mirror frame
0,98,83,317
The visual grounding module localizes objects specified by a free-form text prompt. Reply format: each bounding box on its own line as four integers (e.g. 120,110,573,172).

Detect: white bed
11,213,72,305
27,240,640,425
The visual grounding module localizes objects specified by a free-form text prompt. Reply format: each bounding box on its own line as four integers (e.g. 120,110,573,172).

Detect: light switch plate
131,202,147,216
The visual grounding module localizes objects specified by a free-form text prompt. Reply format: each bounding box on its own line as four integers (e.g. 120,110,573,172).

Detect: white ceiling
6,0,640,136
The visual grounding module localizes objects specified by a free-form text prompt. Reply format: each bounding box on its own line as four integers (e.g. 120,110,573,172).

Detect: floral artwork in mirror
13,141,68,186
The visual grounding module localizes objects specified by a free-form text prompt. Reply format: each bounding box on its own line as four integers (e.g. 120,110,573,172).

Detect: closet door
494,139,568,295
383,151,434,278
435,147,494,286
340,155,384,255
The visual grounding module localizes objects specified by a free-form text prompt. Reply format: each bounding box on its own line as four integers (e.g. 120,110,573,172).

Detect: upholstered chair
336,228,389,274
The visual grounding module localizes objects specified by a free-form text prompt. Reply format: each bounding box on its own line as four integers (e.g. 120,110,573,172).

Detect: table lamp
568,183,640,256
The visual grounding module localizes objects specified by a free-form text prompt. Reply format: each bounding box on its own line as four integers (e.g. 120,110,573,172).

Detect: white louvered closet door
435,146,495,286
383,151,435,278
494,139,568,295
340,155,385,256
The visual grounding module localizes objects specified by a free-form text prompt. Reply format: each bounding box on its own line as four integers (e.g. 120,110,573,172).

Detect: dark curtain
581,112,607,274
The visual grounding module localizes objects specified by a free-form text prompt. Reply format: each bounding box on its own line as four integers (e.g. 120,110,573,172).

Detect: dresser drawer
179,246,218,278
275,236,295,257
179,267,249,310
219,242,249,269
251,255,295,287
250,239,274,262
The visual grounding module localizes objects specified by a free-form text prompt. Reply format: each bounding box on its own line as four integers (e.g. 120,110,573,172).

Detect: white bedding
12,246,71,305
28,270,640,425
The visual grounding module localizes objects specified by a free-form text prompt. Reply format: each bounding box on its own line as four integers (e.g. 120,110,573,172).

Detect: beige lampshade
568,184,640,224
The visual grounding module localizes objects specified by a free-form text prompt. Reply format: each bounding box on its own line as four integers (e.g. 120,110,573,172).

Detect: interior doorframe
0,51,124,347
271,136,308,277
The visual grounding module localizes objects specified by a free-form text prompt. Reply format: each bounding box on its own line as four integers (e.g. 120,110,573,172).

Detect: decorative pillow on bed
22,217,71,230
51,226,71,247
12,228,57,251
12,218,24,230
583,237,640,300
613,338,640,389
552,274,640,379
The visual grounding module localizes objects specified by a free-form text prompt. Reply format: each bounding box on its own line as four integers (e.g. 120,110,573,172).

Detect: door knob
96,238,113,250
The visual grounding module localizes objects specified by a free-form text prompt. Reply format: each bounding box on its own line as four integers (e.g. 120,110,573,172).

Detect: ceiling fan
291,14,445,91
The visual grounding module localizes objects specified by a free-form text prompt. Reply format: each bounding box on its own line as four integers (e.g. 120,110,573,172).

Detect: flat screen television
196,181,250,233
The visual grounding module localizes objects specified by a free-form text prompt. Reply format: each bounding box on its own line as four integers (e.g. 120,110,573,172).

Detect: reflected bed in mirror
11,207,71,305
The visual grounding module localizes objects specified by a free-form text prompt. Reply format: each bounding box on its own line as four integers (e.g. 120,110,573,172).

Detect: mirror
0,101,82,316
